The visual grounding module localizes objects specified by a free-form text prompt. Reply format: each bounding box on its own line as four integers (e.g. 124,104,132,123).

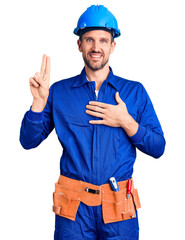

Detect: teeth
90,54,101,58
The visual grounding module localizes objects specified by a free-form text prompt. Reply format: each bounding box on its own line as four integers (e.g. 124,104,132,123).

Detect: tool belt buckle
85,187,100,194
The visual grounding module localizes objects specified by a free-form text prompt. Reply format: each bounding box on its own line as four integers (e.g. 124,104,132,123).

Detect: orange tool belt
53,175,141,224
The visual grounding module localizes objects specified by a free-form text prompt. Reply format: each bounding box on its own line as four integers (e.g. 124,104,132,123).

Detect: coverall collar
72,67,119,91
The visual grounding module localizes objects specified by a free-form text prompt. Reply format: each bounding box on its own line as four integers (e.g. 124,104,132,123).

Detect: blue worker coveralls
20,67,166,240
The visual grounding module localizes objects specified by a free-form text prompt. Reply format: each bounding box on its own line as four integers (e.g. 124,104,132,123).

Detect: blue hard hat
74,5,121,38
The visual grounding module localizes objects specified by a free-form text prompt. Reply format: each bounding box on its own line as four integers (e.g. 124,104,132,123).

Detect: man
20,5,165,240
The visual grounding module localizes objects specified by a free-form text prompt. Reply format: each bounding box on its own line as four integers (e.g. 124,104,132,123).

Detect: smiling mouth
89,52,103,60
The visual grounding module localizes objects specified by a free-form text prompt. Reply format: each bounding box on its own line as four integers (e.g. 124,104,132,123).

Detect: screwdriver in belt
109,177,119,192
127,179,132,199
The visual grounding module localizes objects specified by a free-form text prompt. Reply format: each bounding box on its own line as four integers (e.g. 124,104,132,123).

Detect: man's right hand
29,54,51,112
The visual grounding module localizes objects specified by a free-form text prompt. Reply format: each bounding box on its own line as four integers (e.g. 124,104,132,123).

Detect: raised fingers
40,54,47,74
45,56,51,76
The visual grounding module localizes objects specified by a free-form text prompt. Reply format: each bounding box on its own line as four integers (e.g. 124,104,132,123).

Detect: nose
91,40,101,52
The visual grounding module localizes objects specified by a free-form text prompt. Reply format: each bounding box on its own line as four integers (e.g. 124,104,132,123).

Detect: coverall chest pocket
53,183,81,221
64,114,91,127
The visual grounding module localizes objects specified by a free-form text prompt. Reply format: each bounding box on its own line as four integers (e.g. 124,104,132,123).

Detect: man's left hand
86,92,130,128
85,92,139,136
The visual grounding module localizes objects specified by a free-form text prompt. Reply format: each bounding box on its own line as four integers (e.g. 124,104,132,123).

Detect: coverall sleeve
19,85,54,149
129,83,166,158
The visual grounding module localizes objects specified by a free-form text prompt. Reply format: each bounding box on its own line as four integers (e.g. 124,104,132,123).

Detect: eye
101,39,108,44
86,38,93,42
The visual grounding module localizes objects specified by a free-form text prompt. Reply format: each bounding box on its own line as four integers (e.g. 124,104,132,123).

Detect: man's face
77,30,116,71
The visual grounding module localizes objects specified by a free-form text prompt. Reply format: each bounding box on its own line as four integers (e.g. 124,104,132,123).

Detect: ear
77,39,82,52
110,41,116,54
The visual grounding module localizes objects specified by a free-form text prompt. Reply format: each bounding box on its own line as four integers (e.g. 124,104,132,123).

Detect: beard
83,52,109,71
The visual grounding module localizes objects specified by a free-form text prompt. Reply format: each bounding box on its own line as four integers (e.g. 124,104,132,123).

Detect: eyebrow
83,36,93,40
83,36,110,42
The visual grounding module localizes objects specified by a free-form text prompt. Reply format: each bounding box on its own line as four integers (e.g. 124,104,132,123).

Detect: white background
0,0,185,239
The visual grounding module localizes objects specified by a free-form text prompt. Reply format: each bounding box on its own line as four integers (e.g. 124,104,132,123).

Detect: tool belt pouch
102,187,141,224
53,183,80,221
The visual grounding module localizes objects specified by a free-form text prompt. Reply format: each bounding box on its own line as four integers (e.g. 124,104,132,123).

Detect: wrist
31,98,47,112
120,114,139,137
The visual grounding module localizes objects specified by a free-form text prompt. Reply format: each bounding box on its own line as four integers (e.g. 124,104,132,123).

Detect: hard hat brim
77,27,114,37
74,27,121,38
